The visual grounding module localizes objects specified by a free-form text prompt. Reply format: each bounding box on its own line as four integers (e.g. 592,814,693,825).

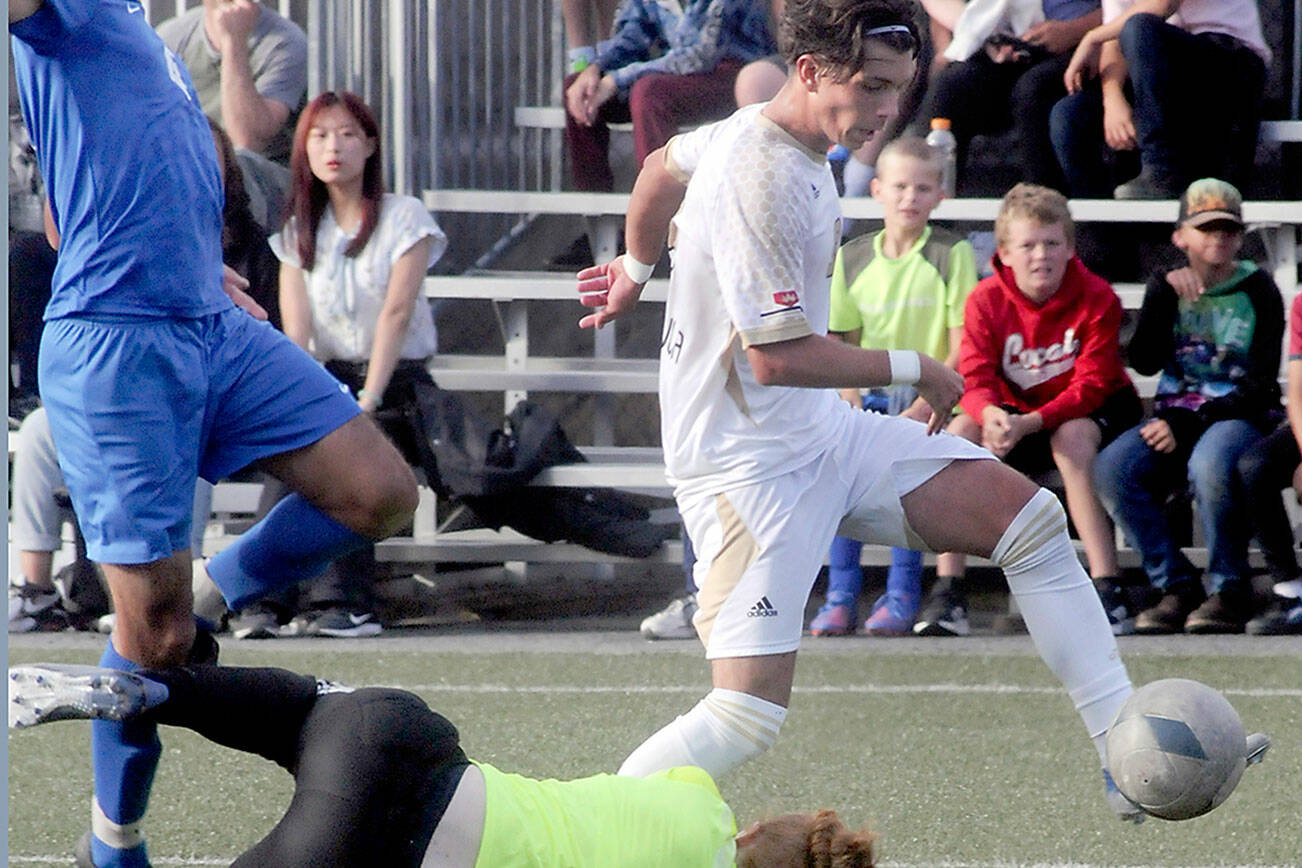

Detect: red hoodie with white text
958,255,1136,431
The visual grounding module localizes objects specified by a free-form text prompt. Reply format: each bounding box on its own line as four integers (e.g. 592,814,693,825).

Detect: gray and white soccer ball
1106,678,1255,821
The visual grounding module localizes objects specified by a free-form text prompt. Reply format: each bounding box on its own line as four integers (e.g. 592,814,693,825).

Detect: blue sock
827,535,865,607
207,493,370,611
91,640,156,868
885,547,924,608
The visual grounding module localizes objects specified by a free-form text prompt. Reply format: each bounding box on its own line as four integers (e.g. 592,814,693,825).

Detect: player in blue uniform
8,2,418,866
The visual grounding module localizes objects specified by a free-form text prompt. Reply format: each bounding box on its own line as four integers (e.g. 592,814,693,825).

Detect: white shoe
1271,579,1302,599
639,594,698,640
9,664,168,729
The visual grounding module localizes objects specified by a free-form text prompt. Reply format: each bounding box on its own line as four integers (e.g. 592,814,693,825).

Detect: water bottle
926,117,957,197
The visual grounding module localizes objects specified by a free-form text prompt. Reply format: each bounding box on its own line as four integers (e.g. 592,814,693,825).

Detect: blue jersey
11,0,229,319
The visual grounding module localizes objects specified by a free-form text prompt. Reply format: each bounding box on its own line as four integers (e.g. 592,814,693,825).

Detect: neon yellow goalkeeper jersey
473,763,737,867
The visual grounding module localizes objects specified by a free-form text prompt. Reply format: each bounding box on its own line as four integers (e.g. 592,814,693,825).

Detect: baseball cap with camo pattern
1177,178,1244,230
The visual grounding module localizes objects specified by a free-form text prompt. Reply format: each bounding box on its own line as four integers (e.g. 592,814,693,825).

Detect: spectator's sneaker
913,588,970,637
287,607,382,639
8,664,168,729
1134,583,1204,634
862,593,917,636
1271,578,1302,599
1184,588,1252,634
1114,171,1180,200
1245,598,1302,635
808,602,857,636
639,594,698,640
1094,579,1135,636
1101,768,1147,824
8,583,71,633
228,603,283,640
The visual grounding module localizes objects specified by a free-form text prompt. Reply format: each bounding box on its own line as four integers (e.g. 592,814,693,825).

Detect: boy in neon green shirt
810,136,977,637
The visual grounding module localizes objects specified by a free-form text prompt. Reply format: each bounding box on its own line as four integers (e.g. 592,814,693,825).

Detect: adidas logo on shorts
747,596,778,618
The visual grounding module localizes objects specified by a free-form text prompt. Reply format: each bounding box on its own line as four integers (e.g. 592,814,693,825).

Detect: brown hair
284,90,383,272
994,182,1075,248
875,135,944,181
779,0,919,80
737,810,876,867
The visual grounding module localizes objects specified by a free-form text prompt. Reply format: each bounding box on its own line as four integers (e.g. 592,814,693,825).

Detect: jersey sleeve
663,116,730,184
10,0,93,52
710,156,816,347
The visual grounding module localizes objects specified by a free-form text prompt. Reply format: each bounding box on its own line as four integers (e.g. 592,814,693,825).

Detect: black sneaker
228,603,283,640
913,586,970,637
1134,582,1205,634
1184,587,1253,634
8,583,71,633
1094,578,1135,636
286,607,381,639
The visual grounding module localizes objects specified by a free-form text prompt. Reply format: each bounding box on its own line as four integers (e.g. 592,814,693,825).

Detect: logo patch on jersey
772,290,800,308
811,183,821,199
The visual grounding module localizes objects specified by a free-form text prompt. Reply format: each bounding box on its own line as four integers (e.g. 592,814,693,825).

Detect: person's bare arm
577,145,686,328
357,238,434,412
278,261,313,350
210,0,292,152
747,334,964,434
9,0,40,24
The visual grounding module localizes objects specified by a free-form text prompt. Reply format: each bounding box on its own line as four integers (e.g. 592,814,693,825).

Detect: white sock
991,488,1133,760
618,688,787,779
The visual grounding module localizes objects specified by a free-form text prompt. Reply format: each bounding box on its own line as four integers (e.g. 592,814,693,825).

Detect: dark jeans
1095,419,1261,594
1237,424,1302,583
1049,15,1265,196
565,60,742,191
913,49,1072,192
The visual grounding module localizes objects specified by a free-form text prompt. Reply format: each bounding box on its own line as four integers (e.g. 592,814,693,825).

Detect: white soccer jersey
659,104,844,499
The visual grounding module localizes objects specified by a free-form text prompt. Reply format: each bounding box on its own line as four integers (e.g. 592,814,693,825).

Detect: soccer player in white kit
578,0,1146,822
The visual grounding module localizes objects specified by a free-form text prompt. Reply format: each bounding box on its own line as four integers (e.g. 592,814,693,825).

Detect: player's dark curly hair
737,810,876,867
779,0,920,79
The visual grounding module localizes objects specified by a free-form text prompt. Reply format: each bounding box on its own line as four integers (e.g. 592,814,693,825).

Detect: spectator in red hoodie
914,183,1142,638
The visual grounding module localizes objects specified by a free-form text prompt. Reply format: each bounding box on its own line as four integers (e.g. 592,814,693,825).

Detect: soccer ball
1105,679,1249,821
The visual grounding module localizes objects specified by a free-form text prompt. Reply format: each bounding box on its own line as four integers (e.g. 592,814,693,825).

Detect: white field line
9,858,1300,868
397,682,1302,698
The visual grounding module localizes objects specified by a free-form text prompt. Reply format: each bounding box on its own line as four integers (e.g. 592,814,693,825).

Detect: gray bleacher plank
426,273,669,302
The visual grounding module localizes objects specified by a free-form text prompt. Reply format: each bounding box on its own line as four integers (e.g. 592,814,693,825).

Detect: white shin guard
618,688,787,779
992,488,1133,748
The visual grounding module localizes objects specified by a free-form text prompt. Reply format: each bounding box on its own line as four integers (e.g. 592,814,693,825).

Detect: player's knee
991,487,1069,571
115,608,196,667
355,462,419,539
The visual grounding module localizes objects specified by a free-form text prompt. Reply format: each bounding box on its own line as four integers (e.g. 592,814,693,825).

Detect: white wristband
621,253,655,284
887,350,921,386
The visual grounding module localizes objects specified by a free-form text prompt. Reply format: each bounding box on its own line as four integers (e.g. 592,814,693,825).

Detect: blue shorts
39,308,361,564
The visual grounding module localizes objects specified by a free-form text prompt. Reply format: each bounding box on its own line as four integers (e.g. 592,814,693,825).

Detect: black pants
139,665,469,868
1237,423,1302,583
913,49,1073,193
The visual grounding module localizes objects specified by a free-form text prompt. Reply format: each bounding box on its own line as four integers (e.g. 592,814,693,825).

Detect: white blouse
271,193,448,362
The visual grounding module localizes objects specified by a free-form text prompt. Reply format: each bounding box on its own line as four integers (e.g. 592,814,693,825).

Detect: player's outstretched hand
222,264,268,321
915,355,963,435
577,256,645,330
